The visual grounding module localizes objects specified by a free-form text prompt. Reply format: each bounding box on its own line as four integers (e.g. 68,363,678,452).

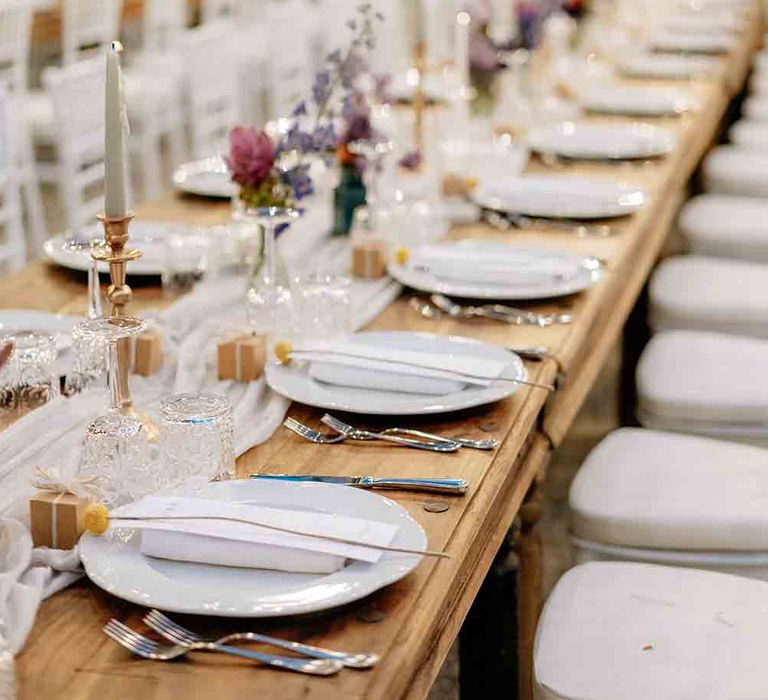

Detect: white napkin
297,338,507,396
123,496,399,574
410,246,578,286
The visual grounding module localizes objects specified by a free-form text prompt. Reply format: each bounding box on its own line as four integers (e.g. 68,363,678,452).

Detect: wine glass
347,136,393,229
76,316,152,507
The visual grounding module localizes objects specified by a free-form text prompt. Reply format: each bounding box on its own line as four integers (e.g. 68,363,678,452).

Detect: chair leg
18,131,47,250
139,127,161,202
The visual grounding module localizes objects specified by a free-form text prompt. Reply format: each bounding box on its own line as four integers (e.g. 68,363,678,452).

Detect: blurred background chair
0,82,26,272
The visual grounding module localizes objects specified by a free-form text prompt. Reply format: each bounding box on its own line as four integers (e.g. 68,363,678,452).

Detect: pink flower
226,127,275,188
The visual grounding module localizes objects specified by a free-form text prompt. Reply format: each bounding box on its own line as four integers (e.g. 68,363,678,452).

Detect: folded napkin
296,339,507,396
120,496,399,574
410,246,578,286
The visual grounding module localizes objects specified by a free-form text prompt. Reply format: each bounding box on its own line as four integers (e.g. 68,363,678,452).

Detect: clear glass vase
240,205,300,336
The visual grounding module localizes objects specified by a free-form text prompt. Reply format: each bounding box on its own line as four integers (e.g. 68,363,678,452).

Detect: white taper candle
455,8,471,91
105,41,129,218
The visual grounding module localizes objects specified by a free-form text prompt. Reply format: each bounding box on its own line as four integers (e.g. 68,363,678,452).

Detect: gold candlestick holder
93,212,158,440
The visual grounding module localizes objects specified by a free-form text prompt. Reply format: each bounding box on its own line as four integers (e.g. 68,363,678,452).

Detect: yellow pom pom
274,340,293,365
84,503,109,536
465,177,479,191
394,247,409,266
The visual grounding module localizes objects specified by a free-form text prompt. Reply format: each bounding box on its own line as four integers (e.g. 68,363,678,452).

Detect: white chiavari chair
0,0,45,252
61,0,124,66
178,22,239,159
141,0,188,53
368,0,411,76
41,58,108,233
0,82,25,272
200,0,244,22
264,0,311,119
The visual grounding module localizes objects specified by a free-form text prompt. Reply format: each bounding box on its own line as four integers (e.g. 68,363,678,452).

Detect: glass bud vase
241,205,300,336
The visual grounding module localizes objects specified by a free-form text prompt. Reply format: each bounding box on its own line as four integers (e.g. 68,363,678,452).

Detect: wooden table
4,8,763,699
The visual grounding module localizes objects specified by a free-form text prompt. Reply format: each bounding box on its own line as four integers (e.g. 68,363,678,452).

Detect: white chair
534,562,768,700
570,428,768,580
264,1,311,120
200,0,244,22
729,119,768,151
42,58,107,232
61,0,124,66
368,0,411,76
679,194,768,262
0,0,45,251
178,22,239,159
703,146,768,197
636,330,768,444
0,83,25,271
649,255,768,337
742,93,768,120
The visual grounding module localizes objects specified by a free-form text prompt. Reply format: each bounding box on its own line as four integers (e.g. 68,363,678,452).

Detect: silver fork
320,414,461,452
431,293,572,327
143,609,378,669
483,209,617,238
321,413,497,451
103,619,342,675
283,417,346,444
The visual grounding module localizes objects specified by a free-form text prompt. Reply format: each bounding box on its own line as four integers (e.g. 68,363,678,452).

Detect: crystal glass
77,316,151,507
242,206,300,336
161,230,211,298
160,392,235,490
347,137,393,230
60,236,106,319
0,331,59,420
292,273,352,342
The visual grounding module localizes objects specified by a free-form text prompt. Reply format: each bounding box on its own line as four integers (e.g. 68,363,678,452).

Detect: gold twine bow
32,467,101,502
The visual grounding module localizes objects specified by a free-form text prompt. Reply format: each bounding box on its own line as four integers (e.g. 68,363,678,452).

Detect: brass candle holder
93,212,158,440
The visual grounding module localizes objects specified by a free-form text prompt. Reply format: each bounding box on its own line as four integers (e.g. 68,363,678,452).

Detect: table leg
458,528,519,700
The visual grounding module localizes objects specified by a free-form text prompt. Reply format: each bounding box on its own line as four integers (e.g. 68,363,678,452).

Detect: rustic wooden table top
4,8,763,699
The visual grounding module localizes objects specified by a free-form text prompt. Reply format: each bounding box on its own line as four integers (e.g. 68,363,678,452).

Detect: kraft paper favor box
217,334,266,382
351,238,388,279
132,331,163,376
29,491,87,550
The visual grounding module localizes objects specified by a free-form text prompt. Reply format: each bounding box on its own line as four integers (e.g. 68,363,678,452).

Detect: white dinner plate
80,480,426,617
580,85,699,117
650,31,735,54
473,175,646,220
388,240,603,301
619,53,719,79
265,330,526,415
173,156,237,199
44,221,217,276
663,12,742,33
528,122,675,161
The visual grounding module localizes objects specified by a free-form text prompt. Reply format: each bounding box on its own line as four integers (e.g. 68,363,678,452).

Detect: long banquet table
5,8,764,699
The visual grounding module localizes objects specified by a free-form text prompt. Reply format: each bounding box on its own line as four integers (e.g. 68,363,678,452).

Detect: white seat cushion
743,94,768,121
730,119,768,151
534,562,768,700
680,194,768,261
24,89,54,143
748,70,768,95
637,330,768,423
649,255,768,336
703,146,768,197
570,428,768,550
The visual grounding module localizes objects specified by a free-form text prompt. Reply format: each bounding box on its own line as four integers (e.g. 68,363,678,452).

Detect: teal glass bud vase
331,163,366,236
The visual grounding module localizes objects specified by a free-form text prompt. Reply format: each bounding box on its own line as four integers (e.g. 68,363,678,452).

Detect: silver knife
249,474,468,495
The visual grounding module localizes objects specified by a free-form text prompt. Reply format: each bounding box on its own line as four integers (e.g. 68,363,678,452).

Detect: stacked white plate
619,52,719,79
173,156,237,199
265,330,527,415
388,240,603,300
637,330,768,445
663,11,743,34
649,256,768,337
44,221,212,276
679,194,768,263
527,122,675,161
579,84,698,117
473,175,646,220
703,146,768,198
81,479,427,616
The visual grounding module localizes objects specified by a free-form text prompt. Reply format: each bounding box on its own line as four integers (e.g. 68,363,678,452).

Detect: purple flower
312,70,332,107
344,112,372,143
470,31,500,73
398,149,423,170
282,163,314,200
292,100,307,117
226,126,275,188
